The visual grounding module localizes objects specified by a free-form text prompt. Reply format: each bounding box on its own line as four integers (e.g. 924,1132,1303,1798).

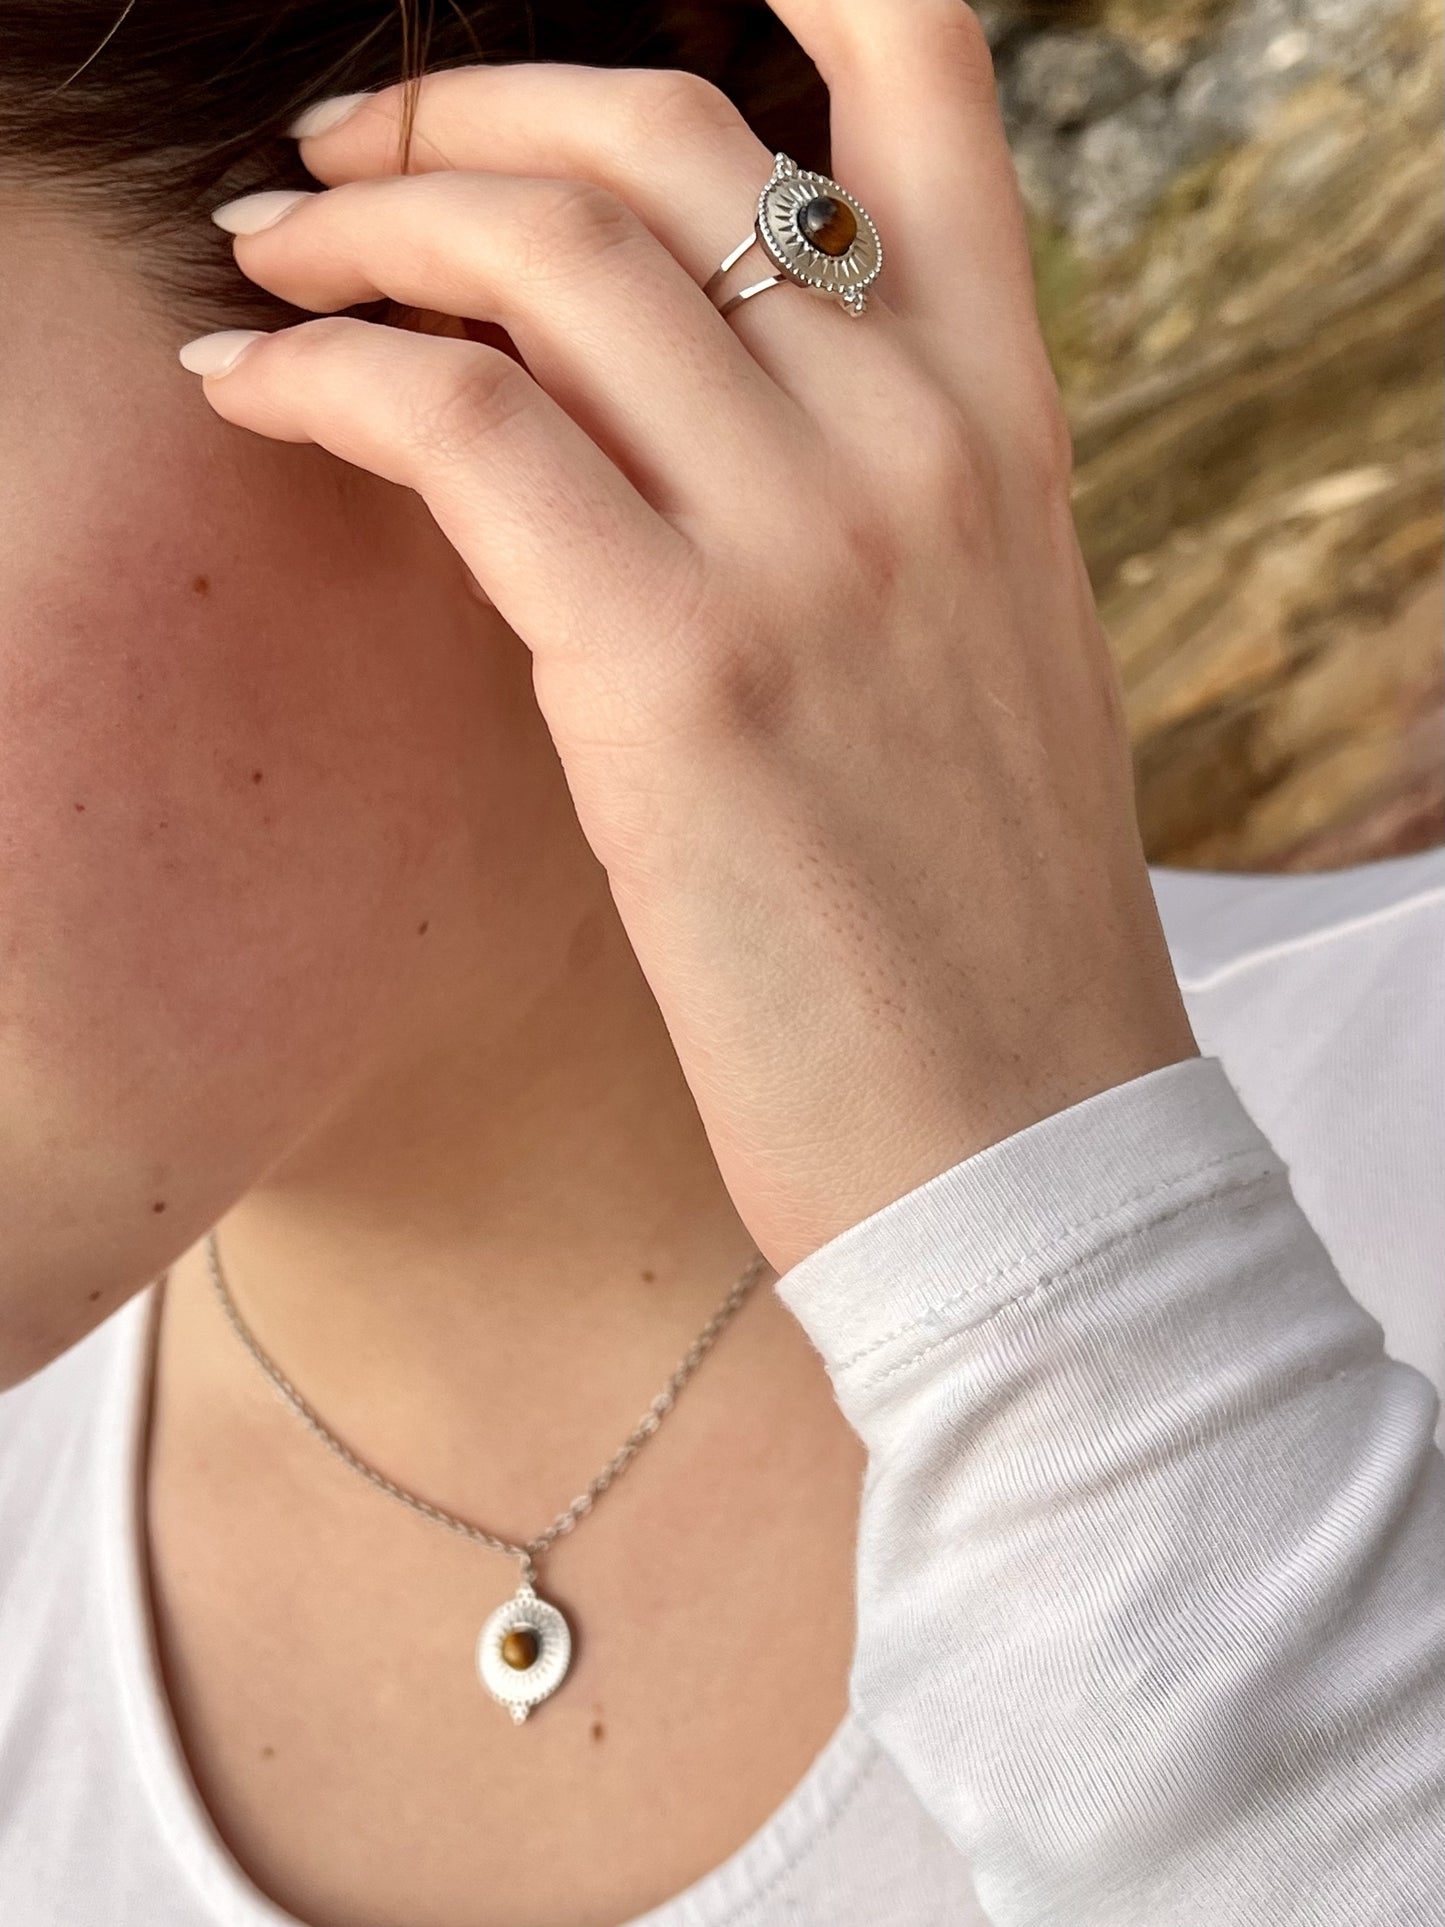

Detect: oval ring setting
705,153,883,319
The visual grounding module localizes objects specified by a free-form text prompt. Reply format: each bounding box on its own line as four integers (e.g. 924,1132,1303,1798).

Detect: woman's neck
162,861,780,1527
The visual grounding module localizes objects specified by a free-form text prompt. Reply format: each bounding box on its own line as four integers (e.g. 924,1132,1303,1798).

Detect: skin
0,199,774,1380
183,26,1198,1281
2,187,869,1925
2,1,1200,1917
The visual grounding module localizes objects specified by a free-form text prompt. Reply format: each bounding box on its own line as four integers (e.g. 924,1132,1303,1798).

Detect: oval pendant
477,1580,572,1724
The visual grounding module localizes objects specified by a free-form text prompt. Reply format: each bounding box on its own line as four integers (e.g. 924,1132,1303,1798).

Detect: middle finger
216,165,813,530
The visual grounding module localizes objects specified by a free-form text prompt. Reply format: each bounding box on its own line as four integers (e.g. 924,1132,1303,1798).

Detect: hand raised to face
182,2,1197,1271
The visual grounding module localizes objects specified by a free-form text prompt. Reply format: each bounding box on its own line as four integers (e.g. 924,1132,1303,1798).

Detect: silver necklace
201,1231,769,1725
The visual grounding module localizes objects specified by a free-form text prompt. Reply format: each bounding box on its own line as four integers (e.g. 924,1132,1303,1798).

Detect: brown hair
0,1,829,327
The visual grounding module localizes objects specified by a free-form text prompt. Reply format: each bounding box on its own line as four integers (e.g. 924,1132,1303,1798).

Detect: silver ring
704,152,883,320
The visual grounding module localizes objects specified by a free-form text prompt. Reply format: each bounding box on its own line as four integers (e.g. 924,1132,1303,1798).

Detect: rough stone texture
993,0,1443,869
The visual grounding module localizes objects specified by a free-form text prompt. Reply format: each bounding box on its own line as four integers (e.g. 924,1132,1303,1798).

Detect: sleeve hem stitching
837,1152,1284,1385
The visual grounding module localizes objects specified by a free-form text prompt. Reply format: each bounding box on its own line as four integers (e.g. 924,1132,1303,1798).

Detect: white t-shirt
2,849,1443,1925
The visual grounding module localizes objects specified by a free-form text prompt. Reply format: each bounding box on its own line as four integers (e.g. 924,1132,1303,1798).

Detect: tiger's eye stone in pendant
478,1581,571,1721
501,1627,540,1670
797,194,857,257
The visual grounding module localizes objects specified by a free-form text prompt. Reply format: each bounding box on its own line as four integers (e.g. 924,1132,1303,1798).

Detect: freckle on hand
74,802,86,813
88,1289,101,1302
417,921,430,936
251,770,264,785
192,575,210,596
152,1201,167,1214
591,1720,605,1742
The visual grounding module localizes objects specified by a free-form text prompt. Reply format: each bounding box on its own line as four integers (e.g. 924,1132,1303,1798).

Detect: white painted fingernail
211,189,313,234
177,330,265,376
286,91,371,138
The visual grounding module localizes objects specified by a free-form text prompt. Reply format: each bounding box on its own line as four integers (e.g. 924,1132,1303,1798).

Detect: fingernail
177,330,265,376
211,189,313,234
286,91,371,138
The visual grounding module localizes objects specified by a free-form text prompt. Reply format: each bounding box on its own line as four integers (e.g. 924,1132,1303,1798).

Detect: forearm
776,1054,1445,1925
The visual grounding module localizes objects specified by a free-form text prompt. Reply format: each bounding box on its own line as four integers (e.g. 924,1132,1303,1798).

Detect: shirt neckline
99,1279,879,1927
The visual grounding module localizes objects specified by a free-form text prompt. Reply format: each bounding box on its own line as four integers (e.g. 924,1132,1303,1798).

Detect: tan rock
997,0,1444,869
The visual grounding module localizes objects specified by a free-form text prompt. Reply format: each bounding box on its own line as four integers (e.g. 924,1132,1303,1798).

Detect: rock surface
990,0,1442,869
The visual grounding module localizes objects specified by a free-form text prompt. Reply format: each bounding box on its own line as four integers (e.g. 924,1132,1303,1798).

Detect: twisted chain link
202,1230,770,1585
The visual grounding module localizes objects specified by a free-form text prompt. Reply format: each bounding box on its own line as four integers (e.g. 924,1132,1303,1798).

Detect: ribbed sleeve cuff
772,1053,1283,1382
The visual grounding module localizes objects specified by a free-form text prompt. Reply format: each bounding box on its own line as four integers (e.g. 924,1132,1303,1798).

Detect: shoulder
0,1294,139,1582
1147,847,1445,1416
0,1292,156,1882
1147,845,1445,1097
0,1291,147,1720
1148,844,1445,992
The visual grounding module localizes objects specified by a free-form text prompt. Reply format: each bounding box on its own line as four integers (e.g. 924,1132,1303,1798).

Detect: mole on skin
591,1720,605,1742
191,575,210,596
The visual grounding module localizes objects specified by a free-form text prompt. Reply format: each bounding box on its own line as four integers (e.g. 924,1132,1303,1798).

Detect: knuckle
932,4,1001,105
885,402,995,549
616,67,743,142
379,170,484,279
517,178,641,283
400,349,534,467
703,635,798,737
833,506,911,607
1016,393,1077,500
284,313,370,365
654,581,799,741
905,399,987,499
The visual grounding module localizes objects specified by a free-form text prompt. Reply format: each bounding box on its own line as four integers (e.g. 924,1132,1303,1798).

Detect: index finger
186,314,696,693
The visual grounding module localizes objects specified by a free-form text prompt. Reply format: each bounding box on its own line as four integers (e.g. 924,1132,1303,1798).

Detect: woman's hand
179,0,1197,1274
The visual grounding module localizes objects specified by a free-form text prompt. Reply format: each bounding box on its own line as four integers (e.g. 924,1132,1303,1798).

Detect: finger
761,0,1062,407
288,61,918,419
218,170,813,530
184,316,694,680
763,1,1031,307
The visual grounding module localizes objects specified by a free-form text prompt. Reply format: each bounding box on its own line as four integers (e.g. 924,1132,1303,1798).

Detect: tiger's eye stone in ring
796,195,857,257
501,1627,540,1670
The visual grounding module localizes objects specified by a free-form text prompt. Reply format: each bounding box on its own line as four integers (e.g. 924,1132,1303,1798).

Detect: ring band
704,152,883,319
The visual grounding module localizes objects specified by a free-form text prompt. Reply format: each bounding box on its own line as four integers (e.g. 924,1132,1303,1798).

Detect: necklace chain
202,1231,770,1585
